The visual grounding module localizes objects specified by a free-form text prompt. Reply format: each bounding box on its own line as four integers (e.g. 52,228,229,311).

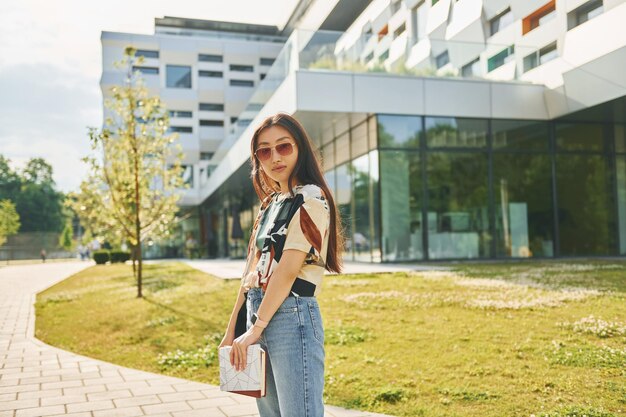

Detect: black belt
288,277,316,297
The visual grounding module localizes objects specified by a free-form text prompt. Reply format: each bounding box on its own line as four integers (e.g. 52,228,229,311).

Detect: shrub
110,251,130,263
93,250,110,264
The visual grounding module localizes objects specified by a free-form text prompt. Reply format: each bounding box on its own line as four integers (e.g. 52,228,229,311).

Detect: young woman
219,112,344,416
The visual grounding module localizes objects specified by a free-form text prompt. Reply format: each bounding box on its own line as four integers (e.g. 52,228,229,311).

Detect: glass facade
175,105,626,263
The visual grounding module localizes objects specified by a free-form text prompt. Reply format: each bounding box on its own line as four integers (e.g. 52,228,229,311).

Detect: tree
0,156,65,232
0,156,21,201
0,200,20,246
59,221,74,252
70,47,185,298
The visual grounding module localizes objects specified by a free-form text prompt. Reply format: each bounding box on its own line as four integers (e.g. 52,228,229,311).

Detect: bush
110,251,130,263
93,250,110,264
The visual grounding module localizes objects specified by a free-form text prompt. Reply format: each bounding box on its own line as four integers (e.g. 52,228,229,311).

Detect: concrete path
0,262,392,417
183,259,449,280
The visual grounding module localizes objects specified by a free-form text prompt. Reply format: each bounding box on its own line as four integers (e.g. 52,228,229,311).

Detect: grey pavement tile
1,262,397,417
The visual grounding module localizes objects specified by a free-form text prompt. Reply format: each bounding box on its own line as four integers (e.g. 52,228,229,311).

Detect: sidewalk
0,262,393,417
182,258,449,280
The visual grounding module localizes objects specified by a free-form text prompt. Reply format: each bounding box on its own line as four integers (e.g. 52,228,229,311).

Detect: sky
0,0,298,193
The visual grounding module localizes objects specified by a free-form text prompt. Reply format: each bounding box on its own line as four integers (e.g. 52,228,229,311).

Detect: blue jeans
246,287,325,417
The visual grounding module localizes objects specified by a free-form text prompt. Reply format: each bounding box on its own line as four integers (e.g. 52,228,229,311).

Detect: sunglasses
254,141,295,161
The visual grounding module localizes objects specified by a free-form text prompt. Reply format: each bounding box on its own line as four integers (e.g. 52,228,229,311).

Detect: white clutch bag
219,344,266,398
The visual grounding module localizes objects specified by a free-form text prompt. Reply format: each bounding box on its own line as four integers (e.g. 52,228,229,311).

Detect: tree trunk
131,244,137,279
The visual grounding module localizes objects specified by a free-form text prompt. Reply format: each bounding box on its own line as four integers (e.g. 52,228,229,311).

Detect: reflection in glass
380,150,422,261
615,124,626,153
425,117,487,148
377,115,421,148
336,132,350,165
427,152,490,259
492,120,549,151
493,154,554,257
368,151,381,262
556,154,616,255
617,157,626,255
352,154,372,262
555,123,605,152
351,121,368,159
336,163,353,258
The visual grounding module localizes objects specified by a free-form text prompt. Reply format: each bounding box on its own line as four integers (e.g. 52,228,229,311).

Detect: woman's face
255,125,299,187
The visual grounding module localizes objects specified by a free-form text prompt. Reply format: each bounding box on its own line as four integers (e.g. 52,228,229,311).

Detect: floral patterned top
240,184,331,296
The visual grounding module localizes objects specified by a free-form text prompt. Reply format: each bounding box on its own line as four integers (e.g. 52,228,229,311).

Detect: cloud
0,63,101,192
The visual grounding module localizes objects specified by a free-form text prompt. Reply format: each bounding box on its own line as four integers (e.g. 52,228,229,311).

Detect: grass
35,260,626,417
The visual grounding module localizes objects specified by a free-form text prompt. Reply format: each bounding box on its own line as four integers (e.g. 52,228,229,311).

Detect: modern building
101,0,626,262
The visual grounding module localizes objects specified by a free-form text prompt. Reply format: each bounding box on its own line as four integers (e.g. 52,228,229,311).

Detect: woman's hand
230,326,263,371
218,330,235,349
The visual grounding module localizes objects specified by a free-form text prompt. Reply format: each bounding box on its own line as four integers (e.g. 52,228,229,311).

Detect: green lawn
35,260,626,417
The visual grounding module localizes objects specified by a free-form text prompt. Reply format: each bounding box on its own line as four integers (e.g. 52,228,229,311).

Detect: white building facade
101,1,626,262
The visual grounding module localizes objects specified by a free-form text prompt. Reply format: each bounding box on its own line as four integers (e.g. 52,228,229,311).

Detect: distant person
40,248,46,263
91,238,101,251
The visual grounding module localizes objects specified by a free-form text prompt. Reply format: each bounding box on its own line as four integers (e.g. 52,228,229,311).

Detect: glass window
539,42,558,64
200,152,214,160
322,142,335,171
617,156,626,255
199,70,223,78
461,58,480,77
380,150,422,261
377,115,421,148
133,66,159,75
369,150,381,262
166,65,191,88
198,54,223,62
435,50,450,69
351,122,368,159
336,163,353,259
568,0,603,29
136,50,159,59
487,45,514,72
353,154,373,262
555,123,605,152
169,126,192,133
425,117,487,148
181,165,194,187
368,116,378,150
336,132,350,165
230,79,254,87
492,120,549,151
556,154,616,255
229,64,254,72
324,169,336,199
523,42,558,72
493,154,554,257
490,7,514,35
199,103,224,111
427,152,490,259
260,57,275,66
393,23,406,39
168,110,192,118
200,120,224,127
615,124,626,153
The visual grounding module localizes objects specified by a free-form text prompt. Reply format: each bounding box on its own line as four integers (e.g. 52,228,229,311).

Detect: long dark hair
249,112,344,274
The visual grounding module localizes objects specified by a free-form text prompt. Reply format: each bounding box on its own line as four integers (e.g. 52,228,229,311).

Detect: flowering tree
71,47,186,298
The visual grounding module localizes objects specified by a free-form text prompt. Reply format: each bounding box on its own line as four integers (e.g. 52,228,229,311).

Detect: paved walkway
183,259,448,280
0,262,393,417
